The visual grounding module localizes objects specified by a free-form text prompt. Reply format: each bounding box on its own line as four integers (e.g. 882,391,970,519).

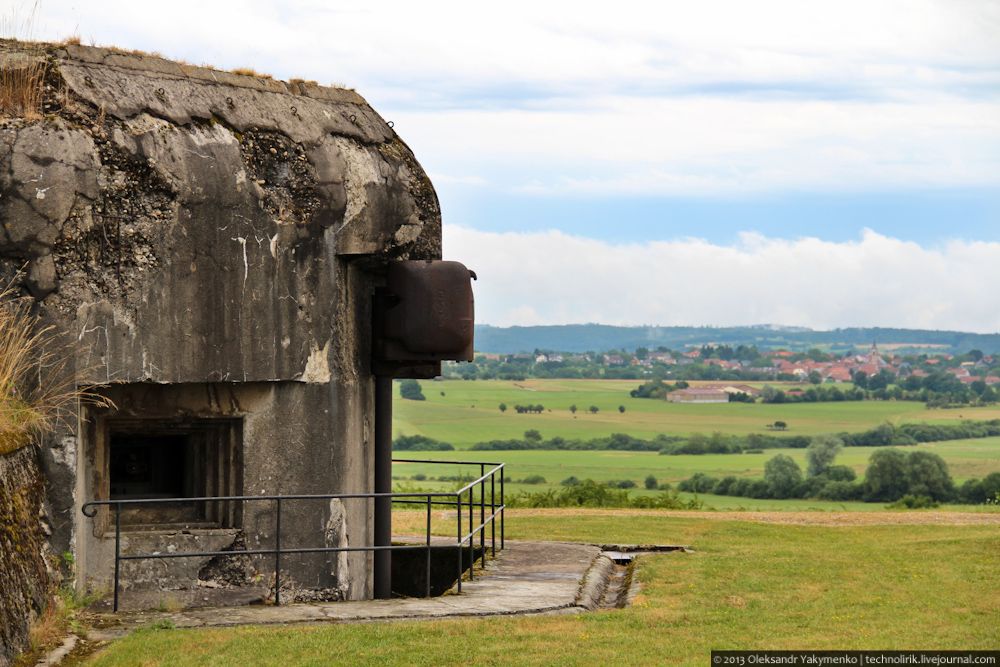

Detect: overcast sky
14,0,1000,331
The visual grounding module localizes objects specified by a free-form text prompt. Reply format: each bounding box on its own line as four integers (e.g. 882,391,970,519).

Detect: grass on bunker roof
84,511,999,666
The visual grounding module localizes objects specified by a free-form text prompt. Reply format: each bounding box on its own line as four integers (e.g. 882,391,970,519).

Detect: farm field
392,379,1000,510
85,512,1000,666
394,379,1000,447
394,437,1000,503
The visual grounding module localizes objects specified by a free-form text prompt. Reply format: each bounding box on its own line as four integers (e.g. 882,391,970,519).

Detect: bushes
763,454,803,499
630,379,678,399
840,420,1000,448
392,435,454,451
398,379,425,401
806,435,843,476
662,432,741,455
817,480,863,501
520,475,547,485
847,449,955,503
507,479,703,509
957,472,1000,504
676,445,966,505
902,451,955,502
824,465,857,482
887,495,939,509
659,432,810,455
473,420,1000,455
863,450,909,501
471,433,674,451
678,472,717,494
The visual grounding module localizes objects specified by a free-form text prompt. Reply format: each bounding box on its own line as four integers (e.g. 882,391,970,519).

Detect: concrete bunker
0,39,460,605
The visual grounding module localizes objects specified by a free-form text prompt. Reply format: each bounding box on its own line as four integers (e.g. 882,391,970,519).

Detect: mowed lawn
394,379,1000,447
86,512,1000,666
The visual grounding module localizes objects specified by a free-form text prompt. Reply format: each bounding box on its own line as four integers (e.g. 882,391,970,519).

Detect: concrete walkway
87,541,614,639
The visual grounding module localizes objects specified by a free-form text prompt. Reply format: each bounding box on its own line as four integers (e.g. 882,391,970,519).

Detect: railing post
456,492,462,593
479,464,485,567
491,471,496,557
113,502,121,613
274,497,282,606
468,488,474,580
425,494,432,598
373,376,393,599
500,470,505,550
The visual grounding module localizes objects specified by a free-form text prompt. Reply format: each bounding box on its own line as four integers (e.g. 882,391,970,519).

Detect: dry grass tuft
0,52,47,120
0,0,46,120
0,284,113,455
230,67,273,80
59,34,81,46
26,595,65,654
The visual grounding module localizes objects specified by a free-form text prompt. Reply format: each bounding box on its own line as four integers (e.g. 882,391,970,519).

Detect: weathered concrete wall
79,381,372,600
0,447,52,667
0,40,441,602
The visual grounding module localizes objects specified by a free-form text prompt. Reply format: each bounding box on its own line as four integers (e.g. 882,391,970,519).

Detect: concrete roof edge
0,39,369,107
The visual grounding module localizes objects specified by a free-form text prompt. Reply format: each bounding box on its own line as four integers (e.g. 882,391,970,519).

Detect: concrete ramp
87,541,616,637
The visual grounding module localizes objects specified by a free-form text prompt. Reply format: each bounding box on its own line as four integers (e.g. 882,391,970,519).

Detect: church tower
867,341,884,369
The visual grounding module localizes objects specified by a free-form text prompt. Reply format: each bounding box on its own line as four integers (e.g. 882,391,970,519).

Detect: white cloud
17,0,1000,197
397,95,1000,195
444,226,1000,332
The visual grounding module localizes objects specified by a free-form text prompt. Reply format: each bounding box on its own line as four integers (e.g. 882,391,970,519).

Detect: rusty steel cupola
0,38,472,604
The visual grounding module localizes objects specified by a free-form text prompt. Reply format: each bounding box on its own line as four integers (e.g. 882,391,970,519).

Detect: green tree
524,429,542,443
588,405,599,414
853,371,869,389
904,451,955,502
399,379,425,401
764,454,803,499
644,474,658,490
863,449,907,501
499,403,507,413
569,404,578,414
806,434,843,477
618,405,626,414
808,370,823,385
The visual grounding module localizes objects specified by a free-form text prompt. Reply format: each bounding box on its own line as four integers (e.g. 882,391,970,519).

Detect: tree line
395,420,1000,454
678,436,1000,505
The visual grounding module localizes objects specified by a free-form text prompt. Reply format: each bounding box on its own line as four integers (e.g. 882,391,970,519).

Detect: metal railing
81,459,505,612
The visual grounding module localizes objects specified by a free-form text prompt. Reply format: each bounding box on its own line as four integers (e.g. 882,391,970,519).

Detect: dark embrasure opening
107,419,242,529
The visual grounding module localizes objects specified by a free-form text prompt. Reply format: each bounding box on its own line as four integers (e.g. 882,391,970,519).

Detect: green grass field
392,379,1000,510
394,437,1000,508
395,379,1000,447
85,512,1000,666
395,437,1000,485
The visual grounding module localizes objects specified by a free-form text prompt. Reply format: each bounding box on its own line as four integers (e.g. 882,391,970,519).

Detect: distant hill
474,324,1000,355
